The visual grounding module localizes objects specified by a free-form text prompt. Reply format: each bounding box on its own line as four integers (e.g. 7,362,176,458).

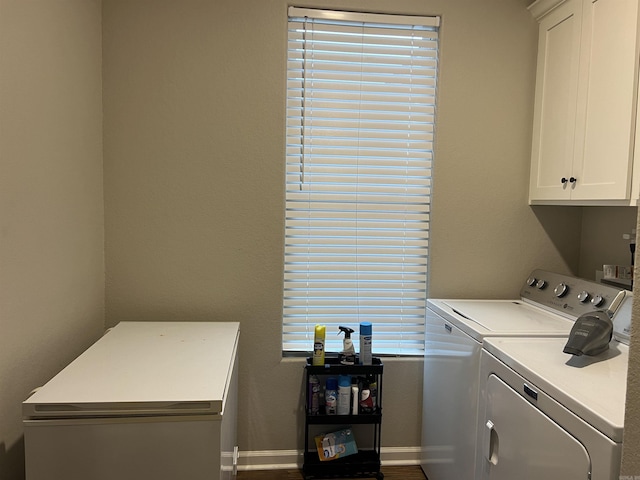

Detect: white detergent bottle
337,375,351,415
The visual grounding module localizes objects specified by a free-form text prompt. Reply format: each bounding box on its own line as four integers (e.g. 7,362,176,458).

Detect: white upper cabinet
528,0,640,205
530,0,582,202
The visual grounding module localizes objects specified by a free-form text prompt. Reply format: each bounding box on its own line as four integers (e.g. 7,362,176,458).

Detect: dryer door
479,374,590,480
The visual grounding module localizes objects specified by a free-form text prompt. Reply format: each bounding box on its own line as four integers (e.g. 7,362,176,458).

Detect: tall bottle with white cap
359,322,372,365
337,375,351,415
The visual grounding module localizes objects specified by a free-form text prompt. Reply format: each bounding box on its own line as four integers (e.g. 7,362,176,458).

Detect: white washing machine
421,270,629,480
475,296,632,480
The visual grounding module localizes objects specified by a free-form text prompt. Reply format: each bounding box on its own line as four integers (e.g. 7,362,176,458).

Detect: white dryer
475,296,632,480
421,270,629,480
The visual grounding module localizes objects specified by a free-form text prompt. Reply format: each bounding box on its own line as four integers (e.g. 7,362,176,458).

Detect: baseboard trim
380,446,422,466
237,447,421,471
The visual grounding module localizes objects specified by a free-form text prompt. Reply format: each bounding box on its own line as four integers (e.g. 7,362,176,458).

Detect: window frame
282,7,440,357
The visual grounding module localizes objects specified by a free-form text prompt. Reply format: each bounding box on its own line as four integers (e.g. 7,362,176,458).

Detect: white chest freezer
23,321,240,480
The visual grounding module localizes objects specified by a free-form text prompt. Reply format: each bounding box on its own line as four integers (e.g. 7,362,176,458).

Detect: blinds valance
283,7,439,356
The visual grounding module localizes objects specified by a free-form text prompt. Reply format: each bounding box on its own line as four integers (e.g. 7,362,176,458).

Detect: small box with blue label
314,427,358,462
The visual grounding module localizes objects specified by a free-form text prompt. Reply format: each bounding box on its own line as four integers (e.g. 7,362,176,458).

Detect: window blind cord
355,22,365,330
300,17,307,190
402,28,417,350
302,17,310,338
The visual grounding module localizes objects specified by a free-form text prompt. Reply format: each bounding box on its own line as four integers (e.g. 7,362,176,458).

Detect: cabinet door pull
561,177,568,184
569,177,577,183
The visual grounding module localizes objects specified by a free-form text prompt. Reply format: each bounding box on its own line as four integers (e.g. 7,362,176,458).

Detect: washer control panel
521,269,628,319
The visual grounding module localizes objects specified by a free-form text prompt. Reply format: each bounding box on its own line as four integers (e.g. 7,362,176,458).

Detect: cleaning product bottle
367,374,378,411
308,375,320,415
337,375,351,415
359,322,372,365
313,324,326,366
359,377,374,414
351,378,359,415
338,326,355,365
325,377,338,415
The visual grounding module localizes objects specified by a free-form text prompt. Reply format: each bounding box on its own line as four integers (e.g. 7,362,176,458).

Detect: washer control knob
577,291,590,303
526,277,537,287
535,279,546,289
554,283,569,298
591,295,605,307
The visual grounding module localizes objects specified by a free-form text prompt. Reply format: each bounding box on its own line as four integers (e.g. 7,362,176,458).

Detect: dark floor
237,465,427,480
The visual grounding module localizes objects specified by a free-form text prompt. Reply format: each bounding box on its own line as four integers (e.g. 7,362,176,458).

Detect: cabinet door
571,0,639,201
529,0,582,202
477,374,591,480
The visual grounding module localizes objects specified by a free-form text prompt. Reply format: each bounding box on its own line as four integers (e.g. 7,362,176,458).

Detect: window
283,7,439,356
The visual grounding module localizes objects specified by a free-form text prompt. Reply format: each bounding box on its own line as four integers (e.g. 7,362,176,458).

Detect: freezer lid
23,322,239,419
429,299,574,339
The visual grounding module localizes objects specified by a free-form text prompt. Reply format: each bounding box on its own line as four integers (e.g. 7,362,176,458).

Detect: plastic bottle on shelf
308,375,320,415
338,326,356,365
359,377,374,414
313,325,326,366
337,375,351,415
368,374,378,411
359,322,372,365
351,379,359,415
325,377,338,415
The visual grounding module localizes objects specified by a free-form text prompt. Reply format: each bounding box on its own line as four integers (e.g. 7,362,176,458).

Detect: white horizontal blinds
284,8,439,355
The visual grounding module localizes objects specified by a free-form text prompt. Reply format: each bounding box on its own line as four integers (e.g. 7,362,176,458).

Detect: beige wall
0,1,635,478
579,207,638,280
102,0,583,454
0,0,104,478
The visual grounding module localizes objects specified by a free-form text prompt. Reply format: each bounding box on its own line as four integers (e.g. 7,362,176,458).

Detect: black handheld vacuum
563,311,613,357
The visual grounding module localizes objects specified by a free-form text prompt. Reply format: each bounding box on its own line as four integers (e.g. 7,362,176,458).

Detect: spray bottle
313,325,326,366
359,322,372,365
308,375,320,415
338,326,356,365
325,377,338,415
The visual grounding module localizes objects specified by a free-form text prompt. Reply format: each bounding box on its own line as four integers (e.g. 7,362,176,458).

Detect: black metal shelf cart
303,357,384,480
